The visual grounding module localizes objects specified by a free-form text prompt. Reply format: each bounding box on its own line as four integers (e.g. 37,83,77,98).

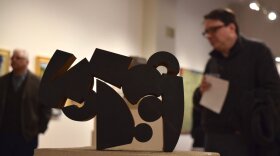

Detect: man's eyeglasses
202,25,226,36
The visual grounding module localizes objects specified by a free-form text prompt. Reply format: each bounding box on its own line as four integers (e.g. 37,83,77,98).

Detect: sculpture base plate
35,147,219,156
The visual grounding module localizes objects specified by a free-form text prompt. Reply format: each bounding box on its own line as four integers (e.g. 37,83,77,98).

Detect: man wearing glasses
0,49,51,156
193,8,280,156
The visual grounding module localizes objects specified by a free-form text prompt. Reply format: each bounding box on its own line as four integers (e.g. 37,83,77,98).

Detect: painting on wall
35,56,63,119
180,68,202,134
35,56,50,77
0,49,10,76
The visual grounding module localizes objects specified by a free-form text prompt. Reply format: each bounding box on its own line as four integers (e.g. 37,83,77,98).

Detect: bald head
13,49,29,60
11,49,29,75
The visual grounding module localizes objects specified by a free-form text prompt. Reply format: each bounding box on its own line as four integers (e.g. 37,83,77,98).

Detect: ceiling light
268,11,277,20
249,2,260,11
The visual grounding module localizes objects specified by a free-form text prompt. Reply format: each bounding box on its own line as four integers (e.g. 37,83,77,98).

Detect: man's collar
210,36,243,59
12,70,28,78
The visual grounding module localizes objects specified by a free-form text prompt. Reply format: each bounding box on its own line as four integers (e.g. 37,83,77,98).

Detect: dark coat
0,71,51,140
193,36,280,155
240,89,280,156
193,36,280,133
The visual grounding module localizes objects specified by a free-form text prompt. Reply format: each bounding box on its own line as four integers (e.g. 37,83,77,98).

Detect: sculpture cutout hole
134,123,153,142
138,96,162,122
156,65,168,74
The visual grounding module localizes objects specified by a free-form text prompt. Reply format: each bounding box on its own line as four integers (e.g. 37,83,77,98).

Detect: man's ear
228,23,236,32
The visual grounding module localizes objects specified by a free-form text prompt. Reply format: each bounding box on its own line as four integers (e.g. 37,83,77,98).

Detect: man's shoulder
0,73,11,90
241,36,268,49
0,72,11,81
240,36,272,58
27,71,41,83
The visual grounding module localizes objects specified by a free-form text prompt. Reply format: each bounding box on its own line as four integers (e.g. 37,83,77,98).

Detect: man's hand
199,76,211,94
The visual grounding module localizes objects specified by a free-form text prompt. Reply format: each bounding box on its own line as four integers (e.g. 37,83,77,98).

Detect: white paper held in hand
200,74,229,114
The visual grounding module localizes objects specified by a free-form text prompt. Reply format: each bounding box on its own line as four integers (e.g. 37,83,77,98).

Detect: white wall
142,0,157,58
156,0,176,53
142,0,176,59
0,0,143,70
0,0,143,148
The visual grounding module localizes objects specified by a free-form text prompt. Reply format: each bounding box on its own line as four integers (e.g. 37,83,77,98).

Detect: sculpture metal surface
39,48,184,152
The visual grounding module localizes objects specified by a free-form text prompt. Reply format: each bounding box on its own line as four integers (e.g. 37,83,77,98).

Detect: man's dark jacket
0,71,51,140
193,36,280,155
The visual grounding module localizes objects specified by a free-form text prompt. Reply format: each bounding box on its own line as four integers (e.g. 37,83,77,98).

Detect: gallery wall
0,0,144,148
0,0,144,71
142,0,176,59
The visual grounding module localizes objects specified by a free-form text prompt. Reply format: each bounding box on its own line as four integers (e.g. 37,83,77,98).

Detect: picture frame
180,68,203,134
35,56,63,120
0,49,10,76
35,56,50,77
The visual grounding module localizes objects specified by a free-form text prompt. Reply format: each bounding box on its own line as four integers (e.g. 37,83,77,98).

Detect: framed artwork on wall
180,68,202,134
35,56,63,119
0,49,10,76
35,56,50,77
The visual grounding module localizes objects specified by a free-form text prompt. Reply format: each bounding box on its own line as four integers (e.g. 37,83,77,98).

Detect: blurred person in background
0,49,51,156
193,8,280,156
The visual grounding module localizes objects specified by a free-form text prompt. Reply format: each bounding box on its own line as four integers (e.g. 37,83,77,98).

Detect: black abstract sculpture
39,48,184,152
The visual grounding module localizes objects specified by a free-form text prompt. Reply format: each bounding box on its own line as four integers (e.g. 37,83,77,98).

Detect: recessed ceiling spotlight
268,11,277,20
249,2,260,11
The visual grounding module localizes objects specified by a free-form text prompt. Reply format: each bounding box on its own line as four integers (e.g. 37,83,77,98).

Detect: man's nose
205,31,215,38
205,34,213,40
